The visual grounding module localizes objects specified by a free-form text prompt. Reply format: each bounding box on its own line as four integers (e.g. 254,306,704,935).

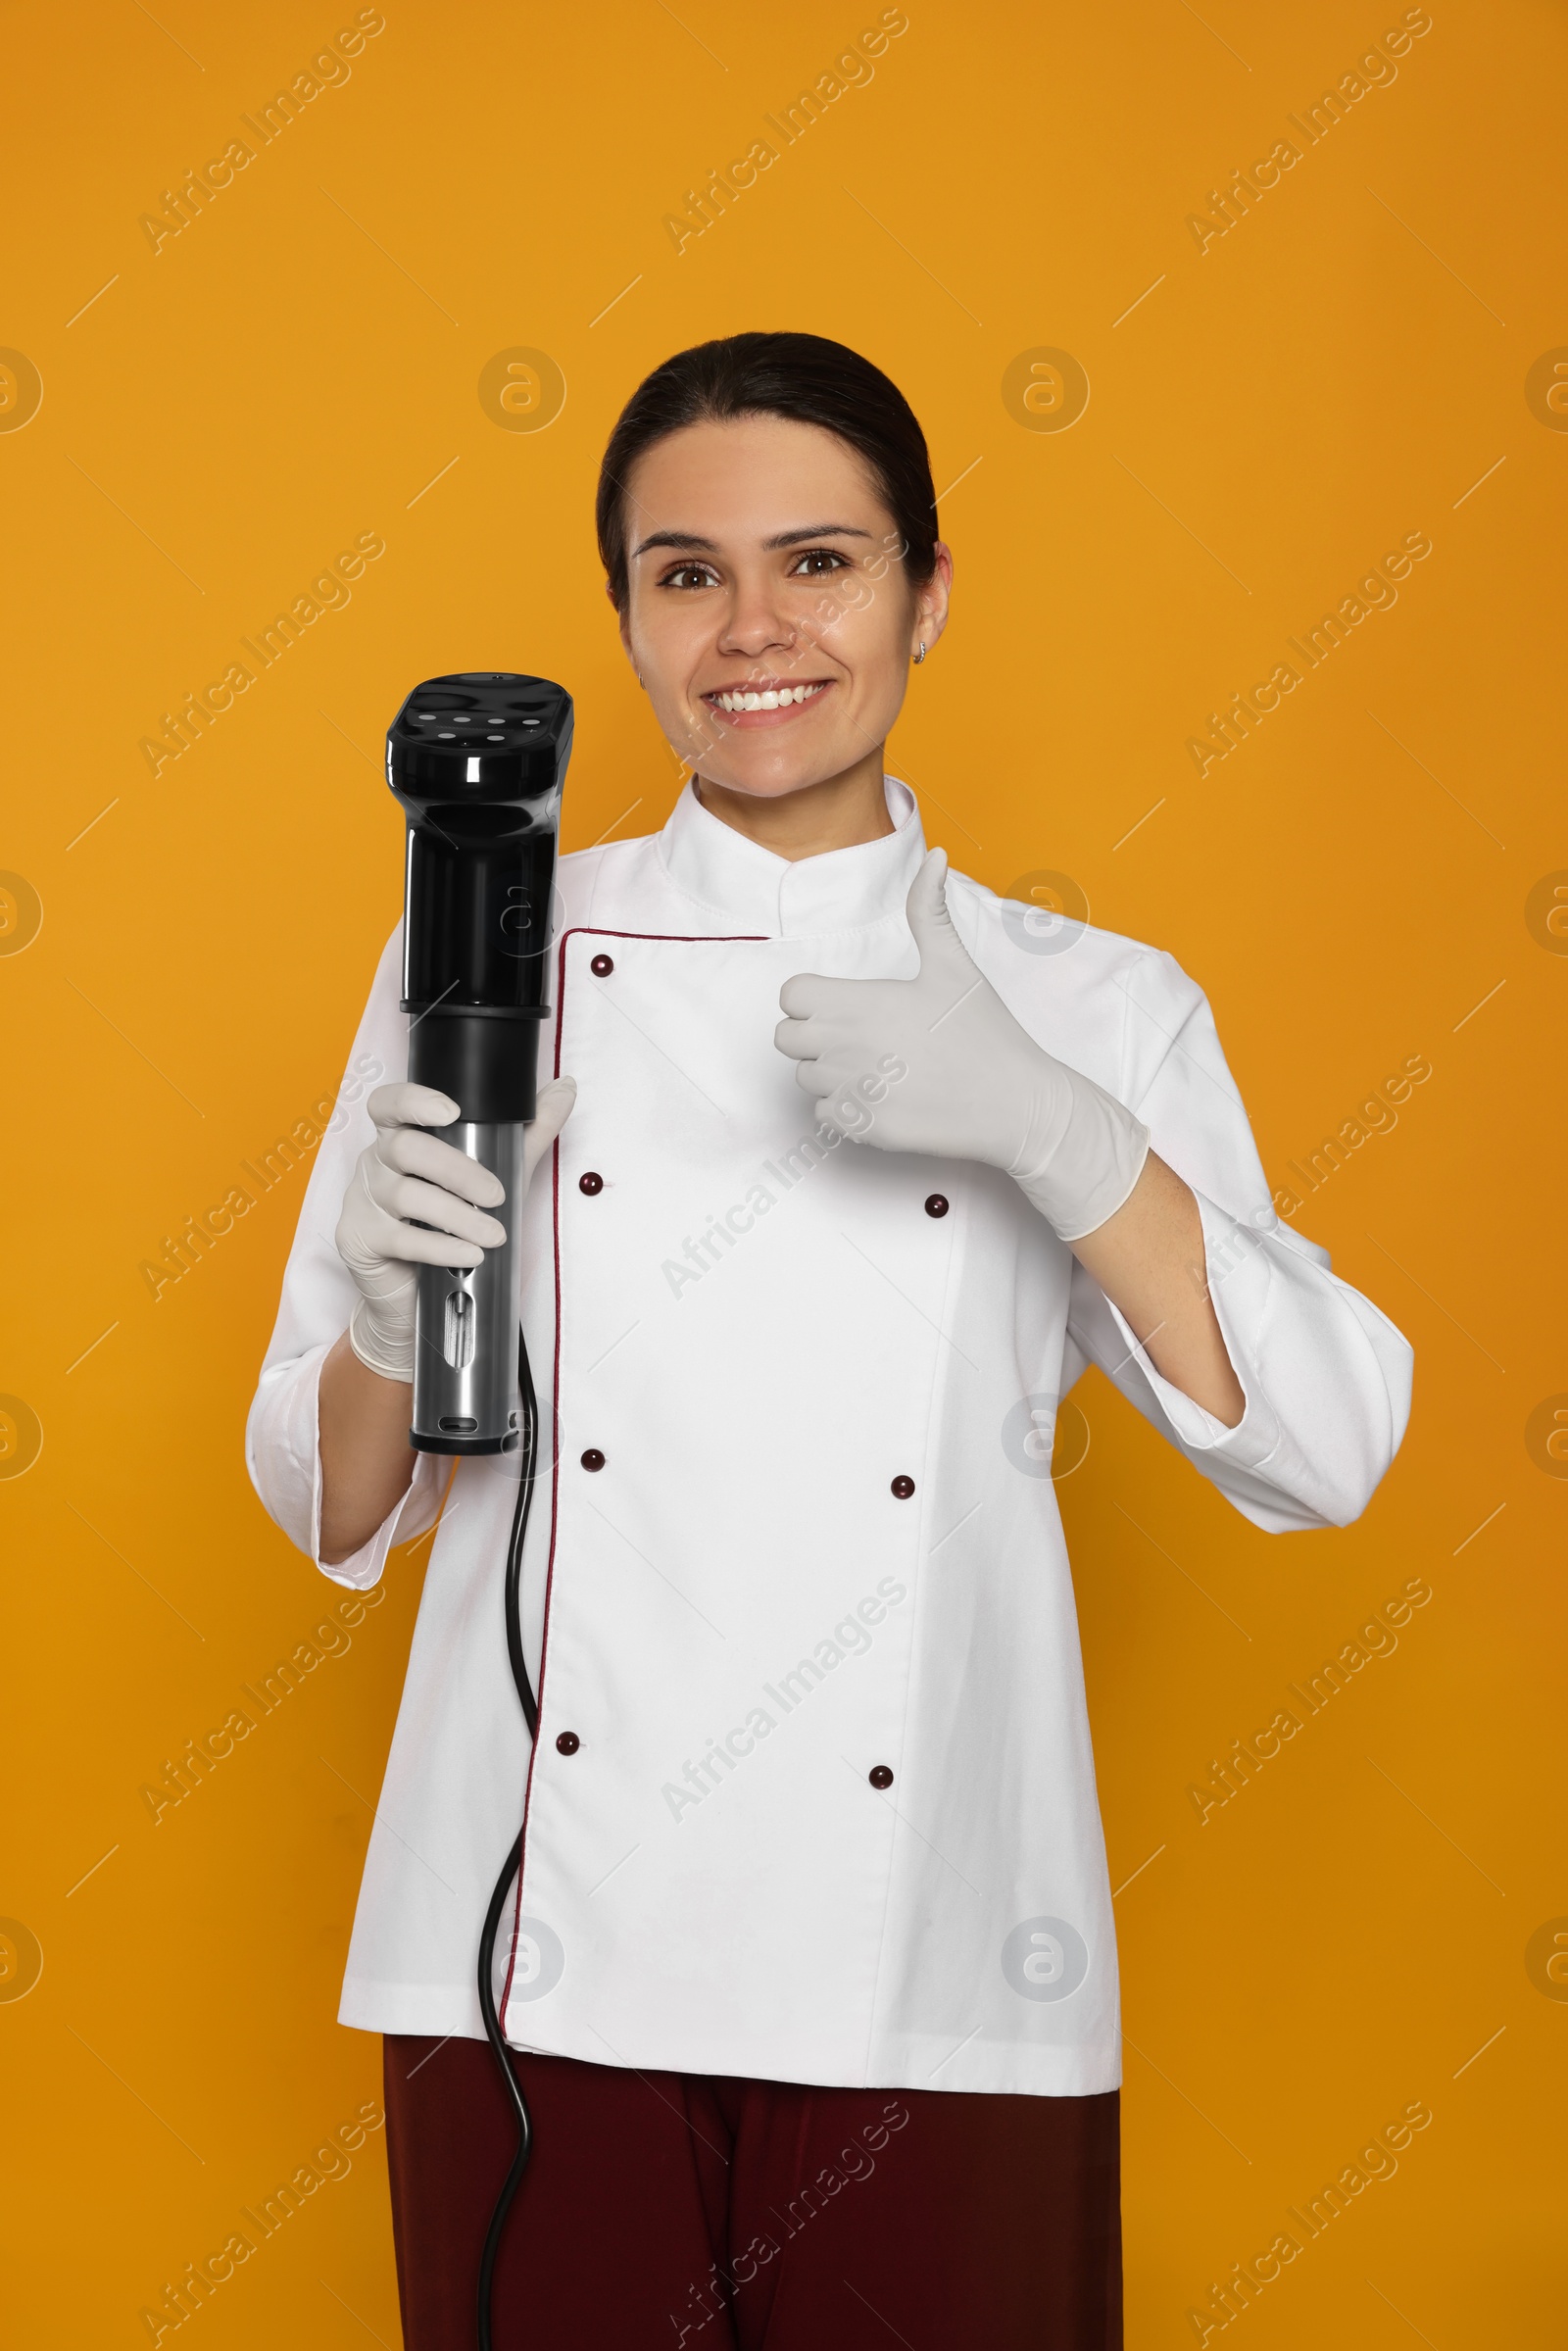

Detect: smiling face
615,414,950,806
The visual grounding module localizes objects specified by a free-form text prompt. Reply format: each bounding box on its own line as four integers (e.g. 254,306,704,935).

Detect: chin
700,750,851,802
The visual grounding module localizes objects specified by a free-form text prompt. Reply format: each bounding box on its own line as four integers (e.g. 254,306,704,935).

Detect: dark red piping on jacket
498,924,766,2024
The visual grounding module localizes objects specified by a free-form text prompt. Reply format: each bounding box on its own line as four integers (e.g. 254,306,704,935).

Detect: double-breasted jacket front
248,778,1412,2096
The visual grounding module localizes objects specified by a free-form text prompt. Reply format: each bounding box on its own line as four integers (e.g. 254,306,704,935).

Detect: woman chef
248,333,1413,2349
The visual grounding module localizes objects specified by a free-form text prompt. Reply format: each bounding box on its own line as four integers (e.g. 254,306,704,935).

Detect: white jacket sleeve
1064,947,1413,1534
244,925,446,1588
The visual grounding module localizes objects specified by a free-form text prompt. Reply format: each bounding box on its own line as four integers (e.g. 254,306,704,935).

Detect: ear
613,599,647,688
910,542,955,661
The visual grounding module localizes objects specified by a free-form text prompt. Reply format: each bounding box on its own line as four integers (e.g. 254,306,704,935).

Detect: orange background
3,0,1564,2341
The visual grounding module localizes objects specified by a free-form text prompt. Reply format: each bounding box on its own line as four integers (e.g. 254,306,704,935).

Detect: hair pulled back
596,330,937,611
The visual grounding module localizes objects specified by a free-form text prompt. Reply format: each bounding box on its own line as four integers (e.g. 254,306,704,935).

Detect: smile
702,679,832,718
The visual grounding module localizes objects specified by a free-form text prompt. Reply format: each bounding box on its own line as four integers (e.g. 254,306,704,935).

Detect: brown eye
792,549,849,576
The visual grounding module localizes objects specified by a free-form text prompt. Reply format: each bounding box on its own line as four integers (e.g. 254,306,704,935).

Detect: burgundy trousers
383,2033,1121,2349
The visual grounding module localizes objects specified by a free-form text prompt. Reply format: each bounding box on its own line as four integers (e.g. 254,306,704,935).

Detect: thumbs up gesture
774,849,1150,1243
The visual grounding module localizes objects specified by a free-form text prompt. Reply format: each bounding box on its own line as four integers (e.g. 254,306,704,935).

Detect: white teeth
711,682,827,712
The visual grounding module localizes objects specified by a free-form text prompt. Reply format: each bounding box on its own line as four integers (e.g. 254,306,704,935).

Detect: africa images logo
1001,1917,1090,2003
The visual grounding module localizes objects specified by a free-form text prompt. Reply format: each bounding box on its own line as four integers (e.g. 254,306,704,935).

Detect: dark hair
596,331,937,612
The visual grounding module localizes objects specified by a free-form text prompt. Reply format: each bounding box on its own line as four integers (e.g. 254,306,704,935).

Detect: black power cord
475,1326,542,2350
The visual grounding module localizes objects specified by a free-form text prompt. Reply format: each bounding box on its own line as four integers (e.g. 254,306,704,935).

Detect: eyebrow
630,522,875,559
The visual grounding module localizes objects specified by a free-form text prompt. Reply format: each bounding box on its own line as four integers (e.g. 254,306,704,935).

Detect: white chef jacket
247,776,1412,2097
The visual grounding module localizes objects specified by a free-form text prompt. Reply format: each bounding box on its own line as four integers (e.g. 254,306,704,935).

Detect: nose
715,567,798,661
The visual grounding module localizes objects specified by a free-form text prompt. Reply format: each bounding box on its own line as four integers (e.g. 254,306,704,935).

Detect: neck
693,747,894,862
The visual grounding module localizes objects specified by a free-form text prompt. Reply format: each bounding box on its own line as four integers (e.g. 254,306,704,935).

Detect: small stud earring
912,642,926,665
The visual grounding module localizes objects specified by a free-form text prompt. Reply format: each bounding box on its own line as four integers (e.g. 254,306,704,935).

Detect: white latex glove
334,1077,577,1380
774,850,1150,1243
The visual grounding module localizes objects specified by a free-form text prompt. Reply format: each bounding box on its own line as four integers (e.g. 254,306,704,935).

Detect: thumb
522,1074,577,1187
531,1075,577,1142
906,846,966,972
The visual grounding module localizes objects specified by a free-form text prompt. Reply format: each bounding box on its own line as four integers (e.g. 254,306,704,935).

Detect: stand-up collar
656,775,927,939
